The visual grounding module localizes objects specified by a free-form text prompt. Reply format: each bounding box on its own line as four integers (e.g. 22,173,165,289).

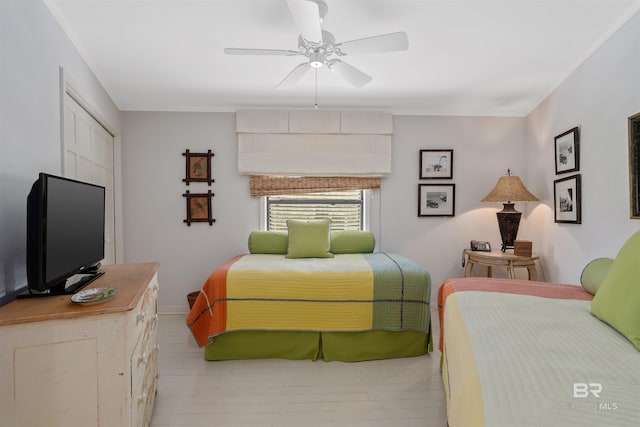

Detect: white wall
526,11,640,284
0,0,120,304
382,115,530,289
121,112,529,311
121,112,259,312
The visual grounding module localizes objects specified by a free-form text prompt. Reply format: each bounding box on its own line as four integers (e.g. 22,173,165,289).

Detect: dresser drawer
131,322,159,427
140,279,159,314
128,278,158,347
131,306,158,394
131,287,158,391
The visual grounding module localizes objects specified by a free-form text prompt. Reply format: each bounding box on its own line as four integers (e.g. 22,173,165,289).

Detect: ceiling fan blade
277,62,311,88
327,59,372,88
286,0,323,44
224,48,299,56
336,31,409,55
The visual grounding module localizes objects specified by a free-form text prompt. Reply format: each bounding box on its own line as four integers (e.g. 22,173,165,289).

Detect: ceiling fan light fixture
309,52,324,68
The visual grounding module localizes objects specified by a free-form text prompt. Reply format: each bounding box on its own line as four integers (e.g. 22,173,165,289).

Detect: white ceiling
45,0,640,116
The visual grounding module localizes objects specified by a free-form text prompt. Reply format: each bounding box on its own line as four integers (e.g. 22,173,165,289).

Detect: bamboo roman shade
249,176,380,197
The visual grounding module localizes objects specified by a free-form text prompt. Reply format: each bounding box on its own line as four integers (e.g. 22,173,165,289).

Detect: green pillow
591,231,640,350
580,257,614,295
248,231,288,254
286,219,333,259
330,231,375,254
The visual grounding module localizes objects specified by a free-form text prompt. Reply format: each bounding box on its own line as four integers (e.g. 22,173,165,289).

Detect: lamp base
496,203,521,252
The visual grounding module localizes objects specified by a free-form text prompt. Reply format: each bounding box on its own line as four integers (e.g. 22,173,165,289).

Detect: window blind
267,191,363,231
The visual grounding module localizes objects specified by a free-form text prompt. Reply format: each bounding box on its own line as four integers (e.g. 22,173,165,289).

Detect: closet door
62,92,116,264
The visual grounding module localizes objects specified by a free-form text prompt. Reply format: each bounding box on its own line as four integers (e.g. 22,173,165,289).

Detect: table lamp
481,169,539,252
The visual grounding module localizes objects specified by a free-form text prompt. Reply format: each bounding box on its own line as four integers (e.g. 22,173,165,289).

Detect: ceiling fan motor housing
309,52,325,68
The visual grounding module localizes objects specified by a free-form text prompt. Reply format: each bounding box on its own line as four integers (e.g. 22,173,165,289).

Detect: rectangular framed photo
182,149,215,185
418,184,455,217
183,190,216,226
554,174,581,224
420,149,453,179
554,127,579,174
628,112,640,219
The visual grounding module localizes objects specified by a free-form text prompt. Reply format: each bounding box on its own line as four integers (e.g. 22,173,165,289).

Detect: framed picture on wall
554,127,579,175
183,190,216,226
182,149,215,185
554,174,581,224
419,149,453,179
418,184,455,217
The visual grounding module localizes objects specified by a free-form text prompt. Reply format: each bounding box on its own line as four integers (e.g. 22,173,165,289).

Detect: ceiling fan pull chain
314,67,319,109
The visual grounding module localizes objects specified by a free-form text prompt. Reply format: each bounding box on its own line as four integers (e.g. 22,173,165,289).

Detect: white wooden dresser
0,263,159,427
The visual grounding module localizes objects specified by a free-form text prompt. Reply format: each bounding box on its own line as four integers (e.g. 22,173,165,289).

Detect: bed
187,247,432,361
438,231,640,426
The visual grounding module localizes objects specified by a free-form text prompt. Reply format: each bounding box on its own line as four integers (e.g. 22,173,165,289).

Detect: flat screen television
22,173,106,297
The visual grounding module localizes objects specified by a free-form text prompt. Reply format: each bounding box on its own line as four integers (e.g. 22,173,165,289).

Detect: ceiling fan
224,0,409,88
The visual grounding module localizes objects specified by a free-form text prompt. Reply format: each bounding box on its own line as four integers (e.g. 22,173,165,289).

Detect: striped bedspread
187,253,431,347
437,277,593,351
439,277,640,426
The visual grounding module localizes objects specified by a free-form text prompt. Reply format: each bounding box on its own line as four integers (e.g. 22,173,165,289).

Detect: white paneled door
62,92,116,264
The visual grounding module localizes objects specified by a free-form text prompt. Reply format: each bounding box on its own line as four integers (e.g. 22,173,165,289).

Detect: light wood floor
151,311,447,427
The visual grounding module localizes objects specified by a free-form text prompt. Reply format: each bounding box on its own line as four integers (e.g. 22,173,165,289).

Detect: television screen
25,173,105,295
44,175,105,284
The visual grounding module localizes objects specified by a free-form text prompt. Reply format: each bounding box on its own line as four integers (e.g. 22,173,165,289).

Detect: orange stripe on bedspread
186,254,243,347
437,277,593,351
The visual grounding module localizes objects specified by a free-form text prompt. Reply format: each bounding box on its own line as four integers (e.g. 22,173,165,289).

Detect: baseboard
159,304,189,315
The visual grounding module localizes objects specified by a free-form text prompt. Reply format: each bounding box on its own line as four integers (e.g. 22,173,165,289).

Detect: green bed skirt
204,330,432,362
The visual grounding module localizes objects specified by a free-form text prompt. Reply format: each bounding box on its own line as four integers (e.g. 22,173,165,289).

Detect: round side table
463,249,539,280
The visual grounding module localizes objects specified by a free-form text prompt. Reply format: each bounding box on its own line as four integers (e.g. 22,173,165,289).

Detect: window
266,190,364,231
